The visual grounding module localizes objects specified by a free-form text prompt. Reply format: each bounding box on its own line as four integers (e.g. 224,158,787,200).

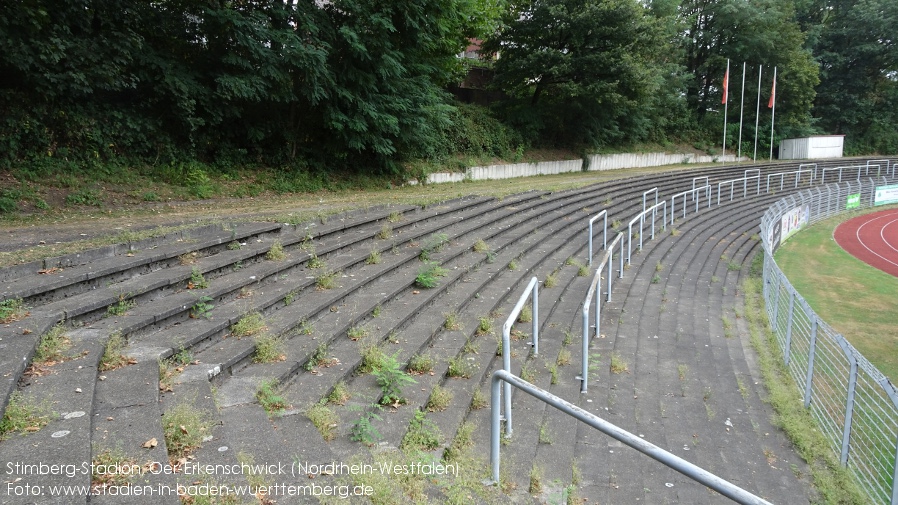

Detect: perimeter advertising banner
874,184,898,206
846,193,861,210
767,216,782,250
780,205,809,244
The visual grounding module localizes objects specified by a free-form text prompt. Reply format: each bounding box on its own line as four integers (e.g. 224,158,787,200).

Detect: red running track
834,209,898,278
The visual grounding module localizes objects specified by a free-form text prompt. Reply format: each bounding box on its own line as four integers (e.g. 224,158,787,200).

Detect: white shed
779,135,845,159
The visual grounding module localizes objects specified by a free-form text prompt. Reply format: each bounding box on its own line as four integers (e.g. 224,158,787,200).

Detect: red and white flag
722,67,730,104
768,74,776,108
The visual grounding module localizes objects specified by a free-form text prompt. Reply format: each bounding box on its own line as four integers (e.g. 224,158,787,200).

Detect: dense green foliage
482,0,672,147
0,0,499,173
799,0,898,153
0,0,895,184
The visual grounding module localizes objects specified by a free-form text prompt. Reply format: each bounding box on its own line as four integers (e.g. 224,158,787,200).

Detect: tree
804,0,898,152
677,0,818,140
482,0,671,147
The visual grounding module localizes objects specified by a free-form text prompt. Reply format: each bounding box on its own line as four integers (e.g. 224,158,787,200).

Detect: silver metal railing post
500,276,539,435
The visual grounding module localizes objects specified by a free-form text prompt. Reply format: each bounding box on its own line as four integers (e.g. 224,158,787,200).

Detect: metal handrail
579,233,623,392
627,200,667,263
821,165,869,183
670,185,711,226
798,163,818,182
717,174,761,204
499,276,539,435
867,159,889,178
587,209,608,266
488,370,774,505
765,167,814,193
642,187,658,213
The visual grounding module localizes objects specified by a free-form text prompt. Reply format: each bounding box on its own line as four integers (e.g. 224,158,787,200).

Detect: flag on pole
769,67,777,160
721,59,730,161
722,67,730,104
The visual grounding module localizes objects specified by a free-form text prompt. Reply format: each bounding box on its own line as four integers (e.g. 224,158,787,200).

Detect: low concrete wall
423,152,746,184
587,152,743,171
425,159,582,184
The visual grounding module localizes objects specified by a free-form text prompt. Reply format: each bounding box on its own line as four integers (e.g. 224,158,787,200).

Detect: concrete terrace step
1,222,282,305
1,160,862,504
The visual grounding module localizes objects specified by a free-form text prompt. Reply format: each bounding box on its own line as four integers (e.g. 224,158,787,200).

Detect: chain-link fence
760,176,898,504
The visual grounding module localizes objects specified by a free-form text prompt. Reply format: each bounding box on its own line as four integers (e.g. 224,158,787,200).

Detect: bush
373,352,416,406
415,261,447,288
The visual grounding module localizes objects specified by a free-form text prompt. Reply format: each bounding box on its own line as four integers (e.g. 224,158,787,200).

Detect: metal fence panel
760,176,898,504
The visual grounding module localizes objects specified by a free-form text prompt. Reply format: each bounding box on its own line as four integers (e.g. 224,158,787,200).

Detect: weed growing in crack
106,293,135,317
610,352,629,374
347,324,370,341
376,223,392,240
401,410,441,452
407,353,435,375
447,356,473,379
426,385,453,412
520,362,536,382
162,402,211,460
475,316,493,336
188,267,208,289
265,240,286,261
538,422,553,444
529,464,543,494
547,362,559,384
444,312,462,331
562,330,574,347
557,348,571,366
358,344,386,374
373,352,415,406
34,324,70,364
366,249,381,265
99,331,132,371
231,312,266,338
419,233,449,261
415,261,447,288
0,392,51,440
304,343,331,371
308,401,338,442
316,269,339,290
252,333,286,363
191,296,215,319
350,403,383,446
307,253,325,269
158,348,192,392
544,270,558,288
471,388,488,410
0,298,27,323
328,381,350,405
257,380,289,416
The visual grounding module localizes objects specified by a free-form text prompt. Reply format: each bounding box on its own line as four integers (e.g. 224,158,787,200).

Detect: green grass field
775,207,898,381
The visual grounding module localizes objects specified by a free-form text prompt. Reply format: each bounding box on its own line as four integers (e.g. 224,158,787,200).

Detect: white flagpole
753,65,762,161
769,66,777,160
722,59,729,162
738,62,746,161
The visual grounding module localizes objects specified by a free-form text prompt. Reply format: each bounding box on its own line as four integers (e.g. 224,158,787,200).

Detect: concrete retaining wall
587,152,743,171
424,152,746,184
425,159,582,184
